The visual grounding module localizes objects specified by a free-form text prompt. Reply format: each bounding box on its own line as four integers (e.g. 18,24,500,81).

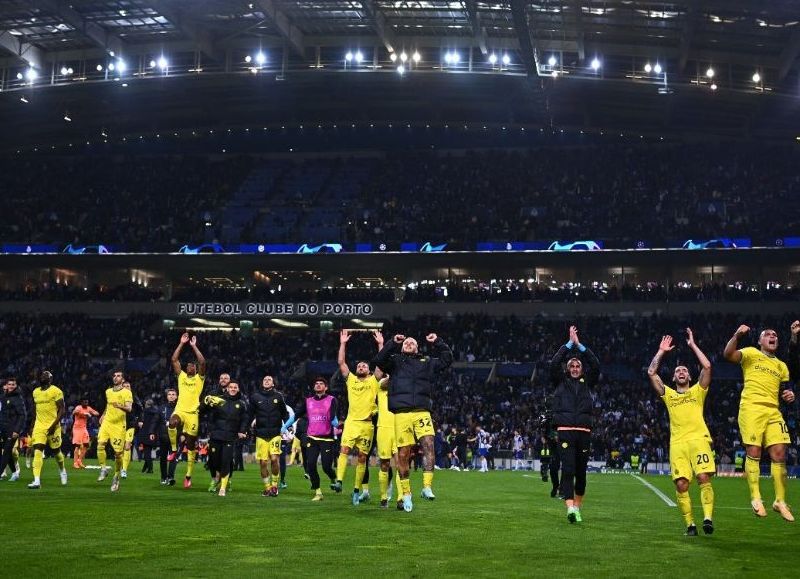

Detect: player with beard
724,324,796,521
27,371,67,489
648,329,715,536
334,330,384,506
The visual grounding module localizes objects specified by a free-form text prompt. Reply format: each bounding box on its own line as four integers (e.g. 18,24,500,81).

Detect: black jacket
373,338,453,412
1,388,27,435
140,402,162,444
158,401,176,438
788,339,800,383
250,388,289,439
126,395,143,430
549,344,600,430
203,392,250,442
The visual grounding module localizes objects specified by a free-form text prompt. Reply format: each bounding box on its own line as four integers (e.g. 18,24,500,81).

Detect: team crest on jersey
562,442,568,448
273,399,278,404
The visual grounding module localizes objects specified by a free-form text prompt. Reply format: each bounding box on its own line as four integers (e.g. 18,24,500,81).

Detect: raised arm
189,335,206,376
686,328,712,389
788,320,800,383
338,330,351,378
426,333,454,372
647,336,673,396
723,325,749,364
373,335,402,374
572,328,600,386
171,333,189,375
372,331,385,379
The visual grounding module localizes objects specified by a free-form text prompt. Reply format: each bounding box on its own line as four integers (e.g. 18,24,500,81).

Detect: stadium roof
2,1,800,89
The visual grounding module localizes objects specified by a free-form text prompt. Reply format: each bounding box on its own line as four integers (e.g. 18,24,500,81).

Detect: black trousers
142,444,156,472
557,430,590,500
0,432,18,474
209,439,235,479
233,440,244,471
306,438,336,490
158,432,177,481
279,440,289,481
547,439,562,490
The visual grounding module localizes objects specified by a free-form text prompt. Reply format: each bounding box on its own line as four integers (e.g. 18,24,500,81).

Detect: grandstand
2,2,800,577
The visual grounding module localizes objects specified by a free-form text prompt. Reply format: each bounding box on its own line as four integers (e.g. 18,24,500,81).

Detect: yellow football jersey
661,383,712,444
377,386,394,427
32,385,64,425
104,387,133,428
345,373,378,421
739,347,790,409
176,370,205,414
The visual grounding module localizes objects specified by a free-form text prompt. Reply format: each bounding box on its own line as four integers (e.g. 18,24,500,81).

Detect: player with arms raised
648,330,715,536
724,323,796,521
168,333,207,489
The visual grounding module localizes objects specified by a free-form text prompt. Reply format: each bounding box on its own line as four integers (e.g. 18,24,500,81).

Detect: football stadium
2,1,800,577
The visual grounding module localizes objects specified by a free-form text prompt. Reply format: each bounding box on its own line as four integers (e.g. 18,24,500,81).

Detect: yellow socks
123,448,131,471
423,471,433,489
379,470,390,500
271,474,280,487
263,477,270,490
396,470,402,496
676,491,693,526
354,463,366,491
699,482,714,520
336,453,348,482
114,452,123,476
55,451,65,471
168,427,178,452
220,475,230,491
32,449,44,479
97,445,107,469
400,477,411,496
186,450,197,477
772,462,788,503
745,456,762,500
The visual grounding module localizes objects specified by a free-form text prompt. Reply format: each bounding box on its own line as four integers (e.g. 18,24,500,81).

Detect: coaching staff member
550,325,600,524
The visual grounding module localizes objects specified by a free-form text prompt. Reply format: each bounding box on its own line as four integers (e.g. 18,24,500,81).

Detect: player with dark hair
96,371,133,492
373,332,453,512
168,333,206,489
283,377,340,501
27,371,67,489
71,393,98,469
550,326,600,524
648,329,715,536
0,378,26,481
203,381,249,497
251,375,289,497
121,381,142,479
334,329,384,506
724,323,796,521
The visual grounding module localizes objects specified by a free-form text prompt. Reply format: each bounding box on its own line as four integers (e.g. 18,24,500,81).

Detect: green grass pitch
2,460,799,578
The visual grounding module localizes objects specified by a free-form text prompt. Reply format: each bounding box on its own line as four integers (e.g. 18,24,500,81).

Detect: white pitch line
631,474,677,507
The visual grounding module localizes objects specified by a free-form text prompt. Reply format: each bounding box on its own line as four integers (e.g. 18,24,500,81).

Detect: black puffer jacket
1,388,27,435
203,391,249,442
373,338,453,412
549,344,600,429
250,388,289,439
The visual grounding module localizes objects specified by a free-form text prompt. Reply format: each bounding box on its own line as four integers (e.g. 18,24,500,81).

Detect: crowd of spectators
2,312,798,467
2,143,800,249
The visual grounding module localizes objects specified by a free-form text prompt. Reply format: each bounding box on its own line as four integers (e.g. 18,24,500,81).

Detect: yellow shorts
97,424,126,453
31,422,62,449
670,438,716,482
376,425,397,460
125,428,135,445
341,419,374,455
256,436,282,460
738,406,790,448
394,410,434,449
171,410,199,437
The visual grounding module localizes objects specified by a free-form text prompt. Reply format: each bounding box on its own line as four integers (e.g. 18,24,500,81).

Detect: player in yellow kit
168,333,207,489
648,330,715,536
334,329,383,506
724,323,796,521
96,370,133,492
27,371,67,489
377,376,402,509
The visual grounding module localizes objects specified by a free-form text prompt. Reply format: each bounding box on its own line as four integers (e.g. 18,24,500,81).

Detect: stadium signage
176,302,374,317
